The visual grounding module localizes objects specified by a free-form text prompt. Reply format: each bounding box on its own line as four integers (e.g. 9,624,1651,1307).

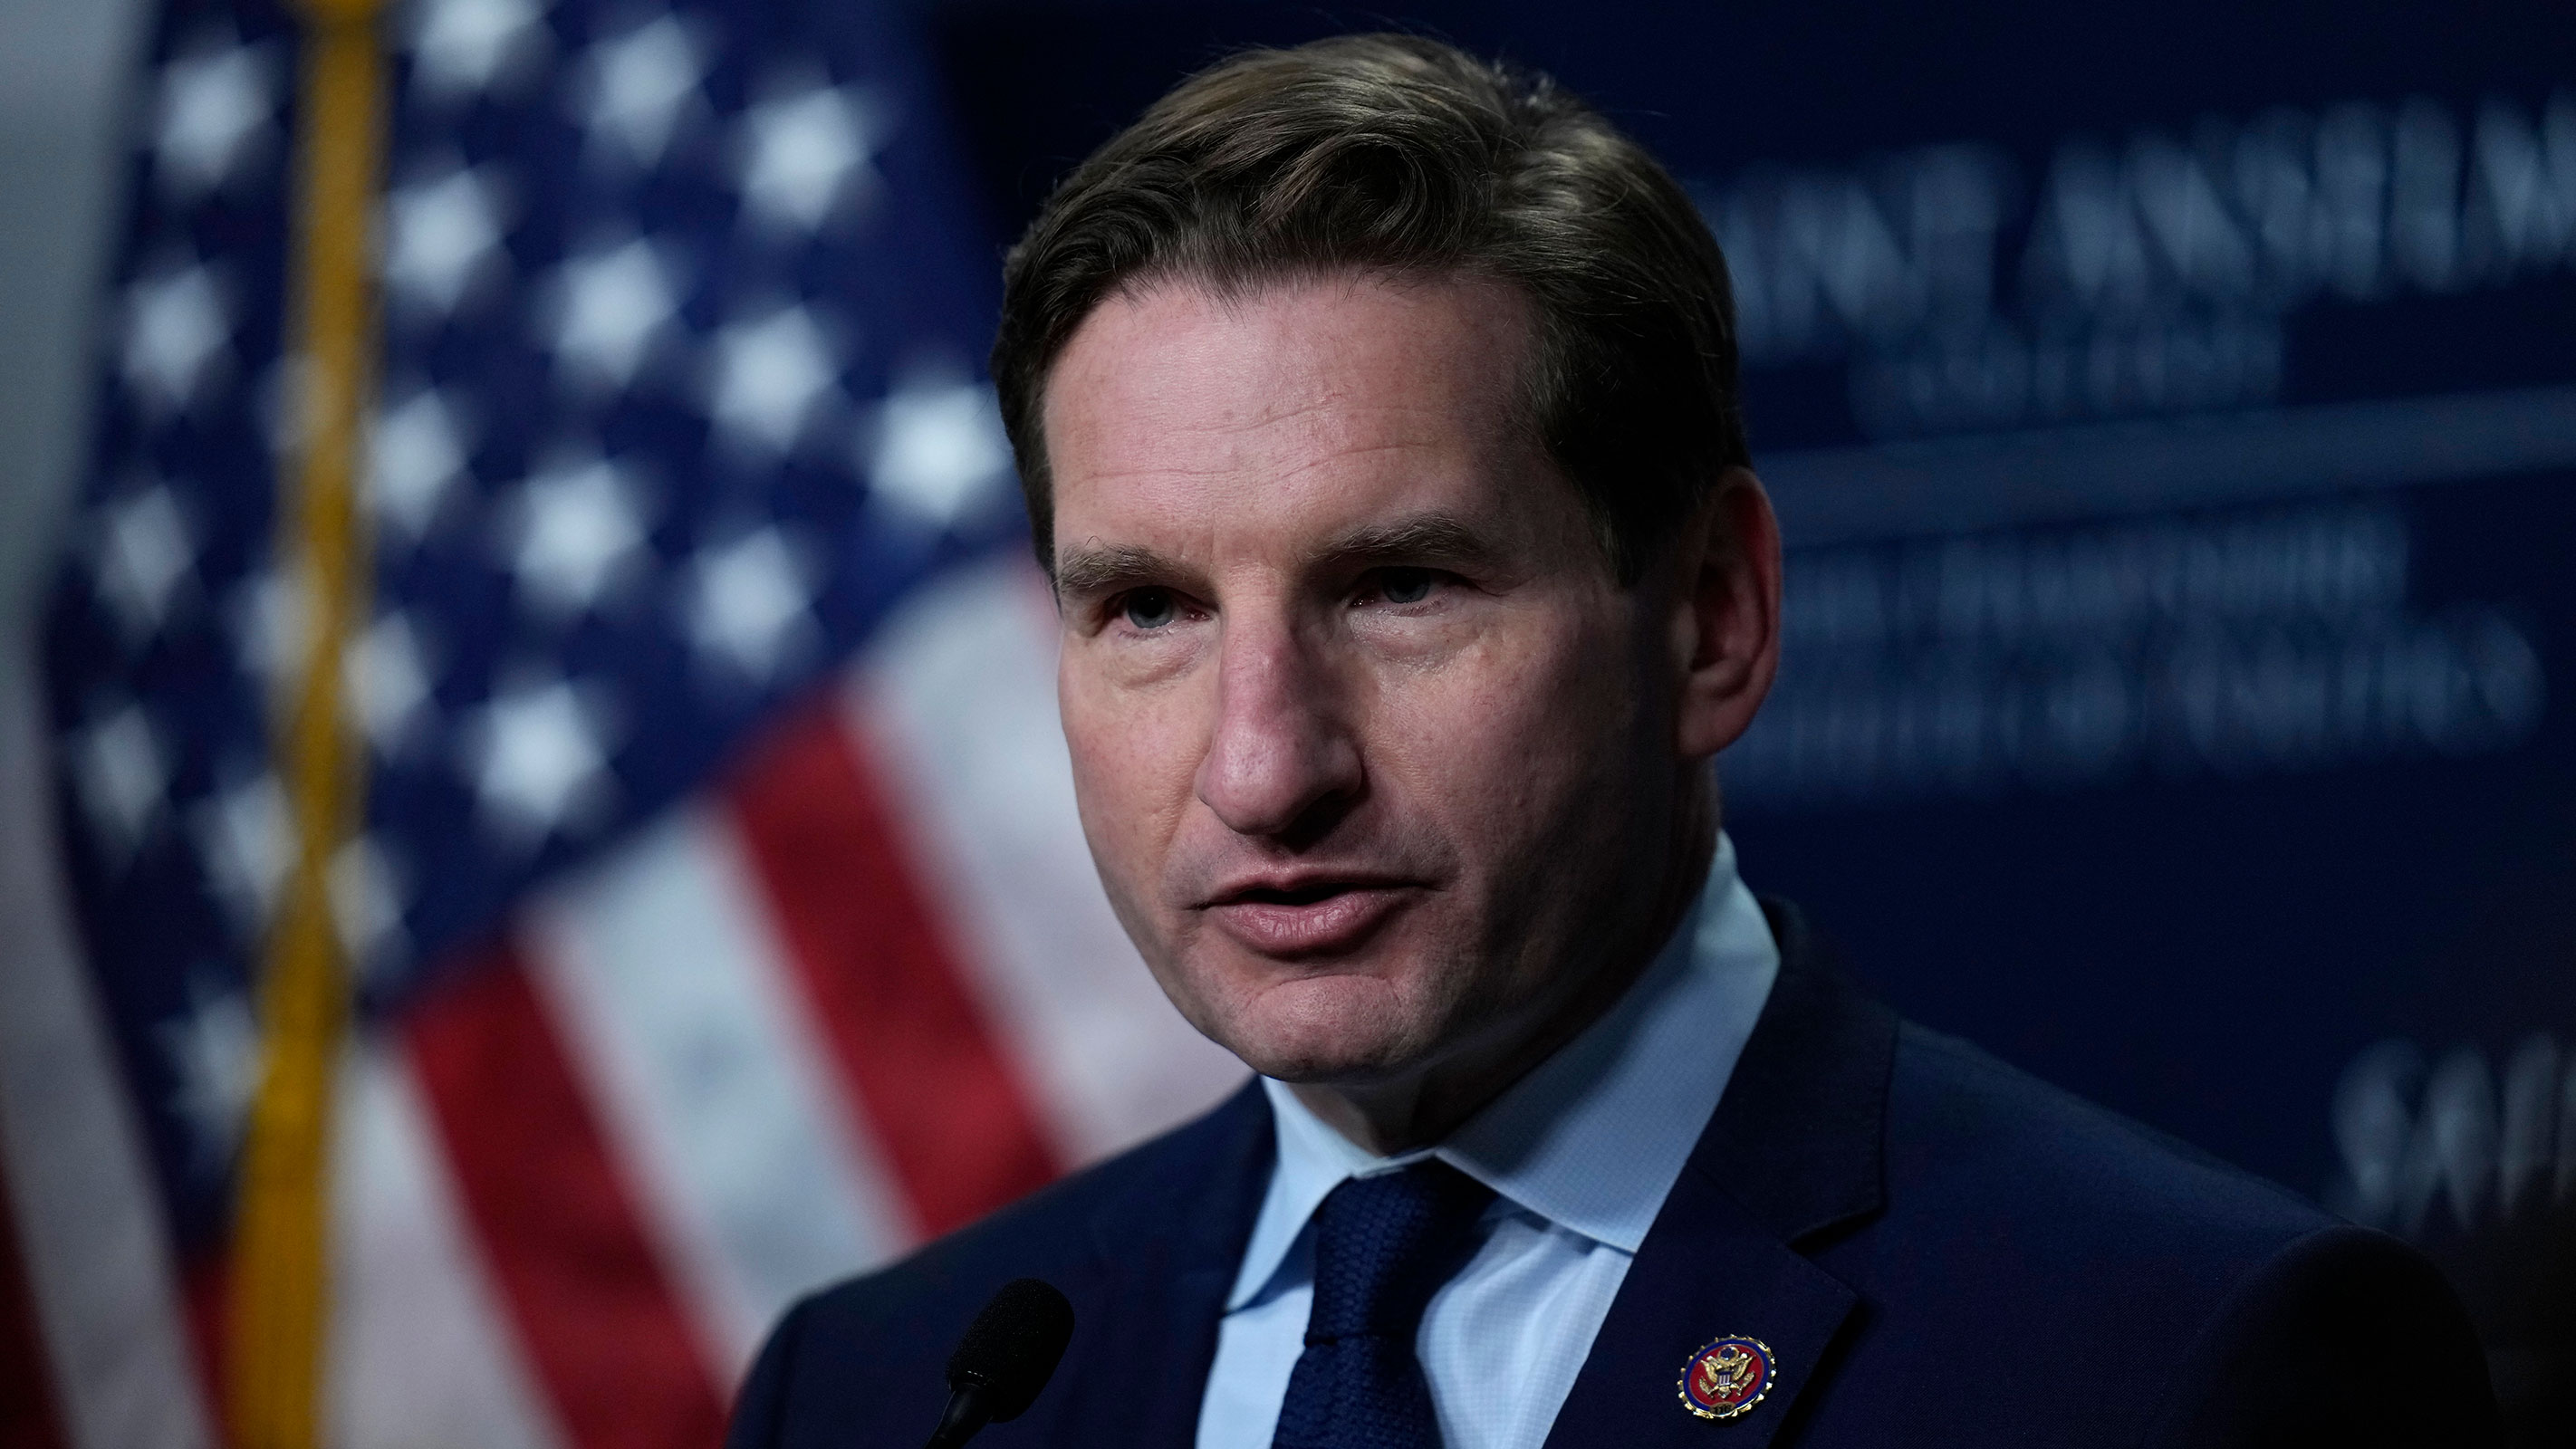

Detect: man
727,34,2497,1448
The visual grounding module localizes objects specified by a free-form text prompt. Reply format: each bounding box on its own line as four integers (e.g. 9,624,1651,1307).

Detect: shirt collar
1227,832,1781,1310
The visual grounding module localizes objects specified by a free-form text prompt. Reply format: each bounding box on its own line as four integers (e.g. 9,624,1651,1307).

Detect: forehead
1040,273,1548,553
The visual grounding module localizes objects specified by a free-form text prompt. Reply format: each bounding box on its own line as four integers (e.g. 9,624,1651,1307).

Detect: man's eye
1373,569,1437,606
1119,589,1180,630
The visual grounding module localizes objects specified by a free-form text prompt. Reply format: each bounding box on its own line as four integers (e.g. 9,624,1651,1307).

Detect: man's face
1044,273,1688,1091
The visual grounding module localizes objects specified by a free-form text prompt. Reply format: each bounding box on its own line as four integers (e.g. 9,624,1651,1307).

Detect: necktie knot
1268,1159,1495,1449
1304,1159,1494,1345
1267,1157,1494,1449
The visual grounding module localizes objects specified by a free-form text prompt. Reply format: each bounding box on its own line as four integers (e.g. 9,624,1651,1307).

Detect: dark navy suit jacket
727,904,2499,1447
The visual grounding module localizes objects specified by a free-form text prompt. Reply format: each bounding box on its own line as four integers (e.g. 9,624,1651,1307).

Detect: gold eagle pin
1677,1334,1775,1420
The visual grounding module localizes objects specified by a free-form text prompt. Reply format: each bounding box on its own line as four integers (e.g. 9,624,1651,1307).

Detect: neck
1289,785,1720,1156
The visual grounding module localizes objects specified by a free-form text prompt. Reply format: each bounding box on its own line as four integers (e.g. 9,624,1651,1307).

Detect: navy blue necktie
1270,1160,1496,1449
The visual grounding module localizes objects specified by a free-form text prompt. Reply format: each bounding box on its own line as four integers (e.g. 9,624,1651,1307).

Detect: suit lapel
1046,1080,1274,1447
1541,901,1898,1448
1036,902,1896,1447
1539,1159,1859,1447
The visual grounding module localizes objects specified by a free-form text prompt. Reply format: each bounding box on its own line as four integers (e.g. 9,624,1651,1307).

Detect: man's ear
1667,467,1783,762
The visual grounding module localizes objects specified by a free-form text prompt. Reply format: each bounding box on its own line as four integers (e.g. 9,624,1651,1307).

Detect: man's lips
1196,876,1424,957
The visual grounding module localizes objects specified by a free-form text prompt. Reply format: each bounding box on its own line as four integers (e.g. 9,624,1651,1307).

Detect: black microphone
922,1278,1075,1449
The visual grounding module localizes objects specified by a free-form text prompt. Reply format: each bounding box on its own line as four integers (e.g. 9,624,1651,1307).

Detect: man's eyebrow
1052,543,1176,601
1052,513,1509,600
1304,513,1507,572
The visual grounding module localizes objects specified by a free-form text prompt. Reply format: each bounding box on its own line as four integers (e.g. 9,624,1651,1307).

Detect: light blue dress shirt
1193,832,1782,1449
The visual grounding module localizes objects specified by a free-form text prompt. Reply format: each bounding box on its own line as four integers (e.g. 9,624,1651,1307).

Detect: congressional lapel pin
1677,1335,1775,1421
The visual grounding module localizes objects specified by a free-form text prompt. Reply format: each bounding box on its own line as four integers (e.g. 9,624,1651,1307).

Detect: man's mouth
1199,875,1420,957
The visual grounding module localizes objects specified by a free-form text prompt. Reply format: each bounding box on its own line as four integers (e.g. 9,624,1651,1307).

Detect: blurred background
0,0,2568,1445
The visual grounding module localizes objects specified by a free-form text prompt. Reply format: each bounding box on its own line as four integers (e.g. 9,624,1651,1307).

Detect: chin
1206,970,1437,1085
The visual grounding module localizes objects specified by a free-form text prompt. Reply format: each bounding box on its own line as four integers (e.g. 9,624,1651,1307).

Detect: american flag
13,0,1243,1444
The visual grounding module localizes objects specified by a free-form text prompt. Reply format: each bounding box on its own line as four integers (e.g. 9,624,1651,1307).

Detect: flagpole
228,0,384,1443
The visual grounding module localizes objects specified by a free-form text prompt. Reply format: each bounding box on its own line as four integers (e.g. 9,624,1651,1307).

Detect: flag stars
190,770,408,968
867,378,1013,528
230,564,311,691
152,42,275,197
158,977,260,1177
686,528,816,681
708,306,839,452
348,611,437,756
578,16,709,168
505,456,649,618
331,835,409,977
547,239,680,390
94,485,197,645
410,0,549,101
370,388,473,541
383,164,510,318
72,704,172,865
738,83,889,233
466,676,617,845
192,770,290,933
78,4,1032,1010
123,265,233,414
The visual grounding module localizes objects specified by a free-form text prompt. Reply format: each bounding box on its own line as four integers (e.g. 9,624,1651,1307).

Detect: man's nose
1194,616,1362,841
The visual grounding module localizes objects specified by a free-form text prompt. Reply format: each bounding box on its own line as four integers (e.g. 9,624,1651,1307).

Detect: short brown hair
991,33,1748,584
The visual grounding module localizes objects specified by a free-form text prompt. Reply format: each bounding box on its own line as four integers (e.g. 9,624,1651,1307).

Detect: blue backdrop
924,0,2575,1433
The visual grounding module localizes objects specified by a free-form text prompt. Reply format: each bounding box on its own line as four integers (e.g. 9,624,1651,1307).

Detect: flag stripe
328,1042,564,1449
524,810,911,1375
404,941,726,1449
0,683,214,1449
851,560,1246,1166
179,1262,230,1437
0,1147,68,1449
725,696,1060,1239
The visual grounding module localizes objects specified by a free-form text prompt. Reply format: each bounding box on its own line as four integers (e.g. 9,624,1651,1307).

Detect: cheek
1370,613,1638,811
1060,661,1203,881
